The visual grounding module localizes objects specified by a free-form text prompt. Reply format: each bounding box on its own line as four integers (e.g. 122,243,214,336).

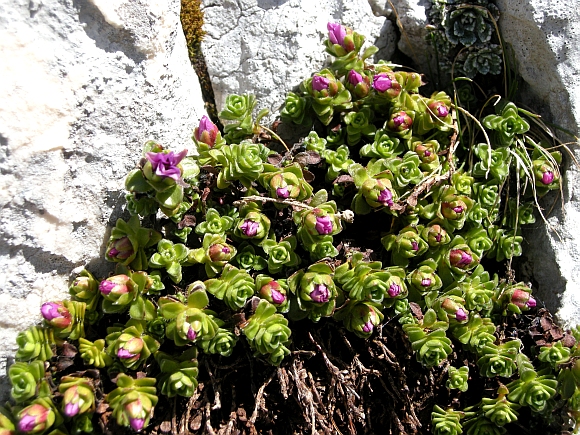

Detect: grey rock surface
200,0,397,119
0,0,206,398
496,0,580,328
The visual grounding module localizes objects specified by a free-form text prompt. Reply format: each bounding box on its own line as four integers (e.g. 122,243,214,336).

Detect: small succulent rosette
280,91,312,126
436,187,474,231
402,309,452,368
258,163,313,203
476,340,521,378
446,366,469,392
192,115,226,165
334,300,384,338
379,267,409,309
453,265,496,314
204,264,256,310
198,320,238,358
104,215,162,271
343,107,376,146
105,320,160,370
69,269,100,312
472,143,510,183
232,243,267,271
334,252,395,303
242,299,292,366
496,282,536,315
233,202,271,244
288,263,340,322
9,360,45,404
451,313,496,353
194,207,235,237
155,348,199,398
15,326,55,362
360,128,405,160
382,225,429,267
431,405,463,435
158,286,220,346
322,145,355,181
106,374,158,432
301,68,352,125
256,275,290,313
40,300,86,340
350,162,398,215
78,337,113,368
261,236,301,274
187,233,237,278
482,99,529,147
212,140,271,189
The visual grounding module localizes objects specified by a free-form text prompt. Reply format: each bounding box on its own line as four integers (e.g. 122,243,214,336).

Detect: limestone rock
496,0,580,328
200,0,397,119
0,0,206,399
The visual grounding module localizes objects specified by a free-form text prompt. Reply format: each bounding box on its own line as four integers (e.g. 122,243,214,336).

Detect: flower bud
62,383,95,418
17,403,52,434
99,275,132,296
327,22,346,46
117,337,143,362
106,236,134,261
441,298,468,322
441,199,468,220
41,302,72,329
208,244,233,262
125,399,145,432
347,69,370,99
377,187,394,207
240,219,260,237
428,101,449,118
186,325,197,341
315,215,334,235
310,284,330,303
449,249,474,269
194,115,219,147
422,224,449,247
312,75,330,92
276,187,290,199
388,283,401,298
387,111,413,132
373,73,402,99
511,289,536,309
260,281,287,305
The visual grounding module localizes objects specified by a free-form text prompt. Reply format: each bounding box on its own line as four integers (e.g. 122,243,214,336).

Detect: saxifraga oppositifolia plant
3,19,580,435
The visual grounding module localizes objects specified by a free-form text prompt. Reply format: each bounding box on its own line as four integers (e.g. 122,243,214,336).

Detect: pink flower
145,149,188,181
388,283,401,297
310,284,330,303
541,171,554,185
377,188,394,207
240,219,260,237
276,187,290,199
312,75,330,92
314,215,333,235
373,73,393,93
327,22,346,46
348,70,364,86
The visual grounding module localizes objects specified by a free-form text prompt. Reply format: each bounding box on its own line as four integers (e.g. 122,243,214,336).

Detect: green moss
180,0,206,60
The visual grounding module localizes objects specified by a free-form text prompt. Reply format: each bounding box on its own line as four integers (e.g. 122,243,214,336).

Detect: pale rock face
0,0,206,398
201,0,397,118
496,0,580,328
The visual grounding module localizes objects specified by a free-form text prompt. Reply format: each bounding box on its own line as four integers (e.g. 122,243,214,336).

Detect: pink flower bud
99,275,131,295
276,187,290,199
373,73,393,92
449,249,473,269
348,69,363,86
377,188,394,207
421,278,432,287
511,289,536,309
187,326,197,341
455,308,468,322
41,302,72,328
260,281,287,305
327,22,346,46
541,171,554,185
310,284,330,303
388,283,401,298
312,75,330,91
208,244,232,262
315,215,333,235
240,219,260,237
362,320,374,333
194,115,219,147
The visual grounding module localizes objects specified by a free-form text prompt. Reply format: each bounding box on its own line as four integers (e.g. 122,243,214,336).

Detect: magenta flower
240,219,260,237
99,275,131,295
41,302,72,329
131,418,145,432
270,288,286,304
411,241,419,251
117,348,138,359
276,187,290,199
377,188,394,207
107,236,134,261
145,149,187,181
388,283,401,298
452,205,464,213
125,399,145,431
208,243,233,262
511,289,536,309
194,115,219,147
64,401,80,418
18,403,50,433
393,115,406,127
314,215,333,235
429,101,449,118
348,69,363,86
362,320,374,333
327,22,346,46
312,75,330,91
187,326,197,341
373,73,393,92
455,308,468,322
541,171,554,185
421,278,432,287
310,284,330,303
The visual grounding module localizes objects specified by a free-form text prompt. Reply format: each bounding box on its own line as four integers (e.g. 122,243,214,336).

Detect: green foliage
432,405,464,435
447,366,470,392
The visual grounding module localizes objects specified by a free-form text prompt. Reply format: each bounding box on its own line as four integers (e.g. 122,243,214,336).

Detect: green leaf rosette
262,236,300,274
106,374,158,432
382,225,429,267
431,405,463,435
9,360,45,404
186,233,237,278
360,128,405,159
333,300,384,338
194,208,235,237
301,68,352,125
204,264,256,310
155,349,199,398
482,100,530,147
148,239,189,284
212,141,270,189
259,163,313,203
447,366,469,392
105,321,160,370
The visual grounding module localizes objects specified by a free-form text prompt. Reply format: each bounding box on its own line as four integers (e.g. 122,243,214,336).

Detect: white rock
201,0,397,119
496,0,580,328
0,0,206,398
